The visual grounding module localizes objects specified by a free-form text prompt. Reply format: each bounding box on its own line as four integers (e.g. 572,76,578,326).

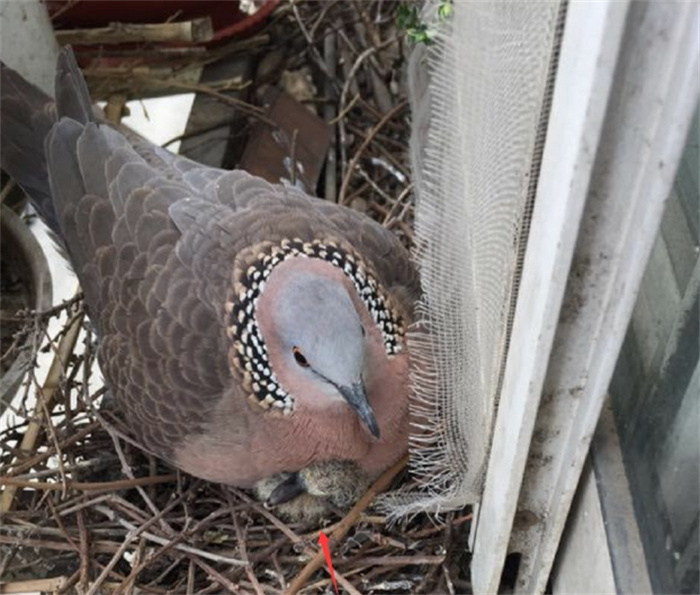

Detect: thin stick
36,386,68,495
382,184,414,226
330,92,360,125
93,505,248,567
106,424,174,534
285,454,408,595
85,526,140,595
57,570,81,595
0,534,120,554
56,493,120,517
323,25,338,202
341,554,445,568
338,101,407,205
229,488,305,547
0,577,67,594
49,0,82,22
0,178,16,205
356,167,394,204
0,301,84,513
193,558,242,594
45,496,80,554
309,0,340,39
338,36,397,122
271,552,286,591
77,508,90,593
335,572,363,595
289,128,299,187
111,484,206,595
0,474,177,491
409,512,473,539
290,0,336,84
155,80,272,125
187,560,196,594
230,495,265,595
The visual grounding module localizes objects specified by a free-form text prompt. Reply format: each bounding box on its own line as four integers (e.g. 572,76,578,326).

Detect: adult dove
0,48,419,508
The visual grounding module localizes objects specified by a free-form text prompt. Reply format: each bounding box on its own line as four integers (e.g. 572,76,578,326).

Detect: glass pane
609,102,699,594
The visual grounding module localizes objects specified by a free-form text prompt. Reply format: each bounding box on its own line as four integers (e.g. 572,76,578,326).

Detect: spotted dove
0,48,419,505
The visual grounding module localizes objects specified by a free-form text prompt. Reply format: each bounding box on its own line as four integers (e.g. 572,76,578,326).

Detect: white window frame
470,1,700,592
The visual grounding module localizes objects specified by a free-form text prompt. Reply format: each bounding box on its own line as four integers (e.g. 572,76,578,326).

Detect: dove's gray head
270,272,380,437
274,274,363,379
238,247,397,439
226,239,408,442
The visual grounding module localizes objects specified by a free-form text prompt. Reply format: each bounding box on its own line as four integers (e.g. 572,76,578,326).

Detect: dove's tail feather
54,47,95,126
1,46,93,237
0,61,58,233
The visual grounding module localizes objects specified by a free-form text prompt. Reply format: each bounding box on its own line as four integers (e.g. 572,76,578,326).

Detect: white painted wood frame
470,1,630,590
470,1,700,593
512,2,700,591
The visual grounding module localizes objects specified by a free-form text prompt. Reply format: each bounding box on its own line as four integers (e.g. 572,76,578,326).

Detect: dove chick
254,460,370,523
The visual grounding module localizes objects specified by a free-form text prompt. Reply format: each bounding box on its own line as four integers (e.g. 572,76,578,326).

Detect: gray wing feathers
54,48,94,125
43,107,232,442
76,124,117,198
46,119,86,220
168,197,218,236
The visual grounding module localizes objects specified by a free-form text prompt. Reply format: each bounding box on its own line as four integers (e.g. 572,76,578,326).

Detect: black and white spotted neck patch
225,237,405,414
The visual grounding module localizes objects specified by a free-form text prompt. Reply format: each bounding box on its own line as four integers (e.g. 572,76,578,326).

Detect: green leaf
397,3,420,30
438,1,454,20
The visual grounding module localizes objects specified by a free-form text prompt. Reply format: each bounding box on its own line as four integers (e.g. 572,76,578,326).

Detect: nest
0,2,472,593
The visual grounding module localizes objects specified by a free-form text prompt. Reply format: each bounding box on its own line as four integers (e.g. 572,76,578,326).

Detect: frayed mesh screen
385,1,562,515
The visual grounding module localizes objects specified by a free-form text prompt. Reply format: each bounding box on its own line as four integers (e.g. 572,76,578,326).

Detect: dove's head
226,239,407,441
263,266,380,437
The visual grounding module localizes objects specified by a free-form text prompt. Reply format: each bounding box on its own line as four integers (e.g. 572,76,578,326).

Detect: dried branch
339,100,408,205
55,18,214,46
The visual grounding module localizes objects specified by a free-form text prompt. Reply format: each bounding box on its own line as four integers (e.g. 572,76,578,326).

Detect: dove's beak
338,381,381,439
266,473,305,507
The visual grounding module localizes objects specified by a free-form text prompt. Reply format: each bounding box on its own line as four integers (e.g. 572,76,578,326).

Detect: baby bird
254,460,370,522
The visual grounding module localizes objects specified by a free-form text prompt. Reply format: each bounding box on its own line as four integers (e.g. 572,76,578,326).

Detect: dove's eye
292,346,309,368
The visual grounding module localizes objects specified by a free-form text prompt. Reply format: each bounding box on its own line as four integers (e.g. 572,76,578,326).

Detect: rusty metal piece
240,87,332,194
